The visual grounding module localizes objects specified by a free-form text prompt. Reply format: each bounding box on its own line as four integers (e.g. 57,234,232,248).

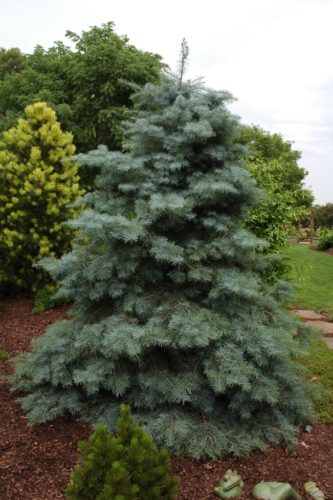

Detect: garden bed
0,298,332,499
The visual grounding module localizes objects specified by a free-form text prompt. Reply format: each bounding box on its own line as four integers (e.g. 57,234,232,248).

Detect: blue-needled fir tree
12,56,312,459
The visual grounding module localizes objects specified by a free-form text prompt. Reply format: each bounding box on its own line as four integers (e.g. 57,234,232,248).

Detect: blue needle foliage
11,72,312,459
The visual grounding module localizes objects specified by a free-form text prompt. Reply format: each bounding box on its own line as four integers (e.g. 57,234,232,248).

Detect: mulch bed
1,298,332,499
310,246,333,255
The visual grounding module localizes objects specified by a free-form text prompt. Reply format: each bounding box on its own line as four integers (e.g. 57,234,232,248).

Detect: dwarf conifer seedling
66,404,178,500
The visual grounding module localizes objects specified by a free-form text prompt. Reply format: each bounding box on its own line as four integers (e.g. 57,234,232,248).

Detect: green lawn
298,336,333,423
285,243,333,316
285,243,333,422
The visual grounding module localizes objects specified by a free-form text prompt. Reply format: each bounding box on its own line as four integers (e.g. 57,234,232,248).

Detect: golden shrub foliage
0,102,83,291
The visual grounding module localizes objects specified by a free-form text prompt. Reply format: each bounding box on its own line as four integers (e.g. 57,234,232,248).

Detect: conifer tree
66,404,178,499
0,102,82,292
12,67,312,458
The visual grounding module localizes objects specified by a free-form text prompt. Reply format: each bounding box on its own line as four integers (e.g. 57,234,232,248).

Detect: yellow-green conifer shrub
0,102,83,292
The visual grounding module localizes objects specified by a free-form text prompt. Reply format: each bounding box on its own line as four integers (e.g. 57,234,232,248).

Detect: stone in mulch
292,309,326,321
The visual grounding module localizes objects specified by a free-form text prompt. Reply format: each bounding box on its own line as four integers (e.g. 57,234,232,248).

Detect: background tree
0,47,27,130
0,22,164,156
64,23,165,153
239,125,308,192
0,47,25,80
312,203,333,229
239,125,313,247
0,102,82,293
237,125,313,280
12,75,311,459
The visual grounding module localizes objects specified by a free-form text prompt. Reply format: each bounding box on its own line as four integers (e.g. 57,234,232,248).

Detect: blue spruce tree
12,58,312,459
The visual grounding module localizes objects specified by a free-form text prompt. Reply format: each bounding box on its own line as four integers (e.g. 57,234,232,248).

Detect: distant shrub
317,229,333,251
66,405,179,500
0,102,83,293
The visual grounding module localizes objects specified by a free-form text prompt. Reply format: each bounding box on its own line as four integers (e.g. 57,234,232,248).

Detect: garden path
292,309,333,349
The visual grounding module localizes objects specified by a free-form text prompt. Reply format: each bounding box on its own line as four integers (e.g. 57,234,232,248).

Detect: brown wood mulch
0,298,332,499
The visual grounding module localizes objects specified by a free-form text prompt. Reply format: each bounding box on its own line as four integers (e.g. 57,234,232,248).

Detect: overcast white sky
1,0,332,203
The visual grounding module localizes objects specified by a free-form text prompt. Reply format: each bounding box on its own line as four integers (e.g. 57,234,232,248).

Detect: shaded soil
1,298,332,499
310,246,333,255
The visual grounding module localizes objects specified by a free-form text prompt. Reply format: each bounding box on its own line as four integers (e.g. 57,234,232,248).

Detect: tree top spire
177,38,189,87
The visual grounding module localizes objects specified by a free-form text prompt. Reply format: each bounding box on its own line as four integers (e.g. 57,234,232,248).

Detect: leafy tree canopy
0,47,25,80
238,125,313,261
312,203,333,229
239,125,305,190
0,22,165,156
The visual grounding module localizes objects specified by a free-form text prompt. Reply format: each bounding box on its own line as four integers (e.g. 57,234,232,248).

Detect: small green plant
66,405,179,500
32,284,71,314
317,229,333,251
32,285,57,314
0,347,9,361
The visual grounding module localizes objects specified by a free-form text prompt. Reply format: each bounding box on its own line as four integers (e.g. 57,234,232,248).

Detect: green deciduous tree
66,405,178,500
0,22,164,157
64,22,164,153
239,125,313,249
240,125,306,190
12,75,312,459
312,203,333,229
237,125,313,280
0,47,25,80
0,102,82,292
